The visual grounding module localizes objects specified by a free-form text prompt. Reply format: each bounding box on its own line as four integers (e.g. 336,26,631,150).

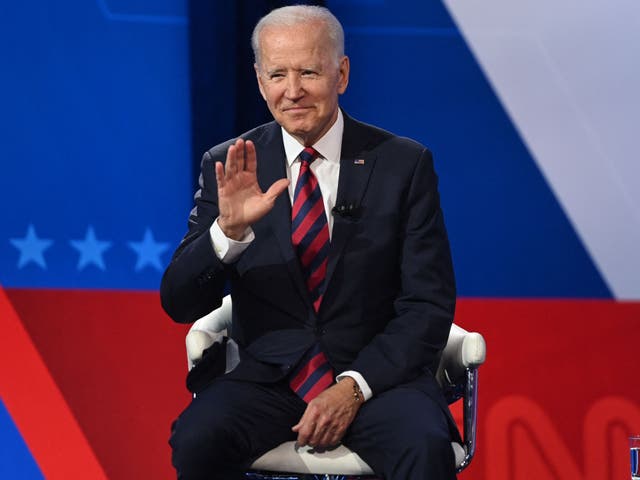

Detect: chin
283,123,312,138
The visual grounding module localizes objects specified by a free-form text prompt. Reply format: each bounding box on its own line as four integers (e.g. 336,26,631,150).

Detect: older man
161,5,458,479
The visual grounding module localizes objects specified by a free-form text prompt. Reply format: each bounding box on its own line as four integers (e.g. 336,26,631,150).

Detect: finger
307,425,325,448
225,144,237,180
324,426,344,448
296,418,315,446
306,413,331,447
295,424,313,447
264,178,290,202
236,138,246,172
245,140,257,173
215,162,225,190
314,425,334,448
291,408,306,433
292,415,314,446
311,417,336,447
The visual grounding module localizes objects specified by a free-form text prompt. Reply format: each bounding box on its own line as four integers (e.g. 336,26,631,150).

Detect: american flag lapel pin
354,159,365,165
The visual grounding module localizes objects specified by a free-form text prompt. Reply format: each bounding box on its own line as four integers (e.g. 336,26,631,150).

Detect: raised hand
215,138,289,240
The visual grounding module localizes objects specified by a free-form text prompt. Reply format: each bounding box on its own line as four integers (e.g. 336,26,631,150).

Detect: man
161,5,458,479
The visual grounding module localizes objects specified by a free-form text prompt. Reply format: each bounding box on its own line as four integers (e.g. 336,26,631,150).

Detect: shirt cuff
336,370,373,402
209,218,255,264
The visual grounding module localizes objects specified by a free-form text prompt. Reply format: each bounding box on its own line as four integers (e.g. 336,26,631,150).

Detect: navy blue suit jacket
161,112,456,405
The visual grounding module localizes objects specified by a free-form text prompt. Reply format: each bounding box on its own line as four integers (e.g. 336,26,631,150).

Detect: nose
285,73,303,100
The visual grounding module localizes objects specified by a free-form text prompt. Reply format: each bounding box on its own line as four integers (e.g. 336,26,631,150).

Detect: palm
215,139,289,239
219,170,272,225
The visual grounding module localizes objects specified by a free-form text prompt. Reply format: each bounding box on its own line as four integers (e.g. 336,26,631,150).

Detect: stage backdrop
1,0,638,478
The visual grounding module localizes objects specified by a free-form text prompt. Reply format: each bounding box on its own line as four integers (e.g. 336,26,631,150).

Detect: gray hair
252,5,345,68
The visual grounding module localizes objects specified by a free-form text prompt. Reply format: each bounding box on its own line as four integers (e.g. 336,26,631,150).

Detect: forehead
258,22,333,66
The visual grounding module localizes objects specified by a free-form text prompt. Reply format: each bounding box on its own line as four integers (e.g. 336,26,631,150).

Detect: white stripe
444,0,640,299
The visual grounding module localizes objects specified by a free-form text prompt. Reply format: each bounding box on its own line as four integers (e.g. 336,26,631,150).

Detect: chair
185,296,486,479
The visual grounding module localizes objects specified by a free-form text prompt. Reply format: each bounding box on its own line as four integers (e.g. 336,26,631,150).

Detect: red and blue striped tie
291,147,330,312
289,343,334,403
290,147,334,402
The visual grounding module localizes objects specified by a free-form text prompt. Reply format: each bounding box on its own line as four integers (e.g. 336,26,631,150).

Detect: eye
301,70,318,77
267,72,285,81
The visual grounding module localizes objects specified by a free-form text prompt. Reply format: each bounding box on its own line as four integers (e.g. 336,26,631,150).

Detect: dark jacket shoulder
342,112,432,166
205,121,281,161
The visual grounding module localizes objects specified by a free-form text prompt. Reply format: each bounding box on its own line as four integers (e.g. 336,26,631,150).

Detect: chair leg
457,368,478,472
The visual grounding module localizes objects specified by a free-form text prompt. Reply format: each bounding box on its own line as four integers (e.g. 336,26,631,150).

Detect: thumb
264,178,290,202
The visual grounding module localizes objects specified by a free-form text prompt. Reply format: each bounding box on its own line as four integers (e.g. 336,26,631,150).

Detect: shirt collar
282,109,344,167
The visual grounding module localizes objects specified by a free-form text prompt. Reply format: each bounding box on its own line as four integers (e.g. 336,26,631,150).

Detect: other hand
292,377,363,449
215,138,289,240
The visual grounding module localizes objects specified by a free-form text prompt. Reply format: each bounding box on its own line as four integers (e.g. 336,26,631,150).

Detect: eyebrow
265,65,321,75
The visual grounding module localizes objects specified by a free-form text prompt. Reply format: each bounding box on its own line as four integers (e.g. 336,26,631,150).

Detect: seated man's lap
170,378,306,472
344,375,457,478
171,374,456,479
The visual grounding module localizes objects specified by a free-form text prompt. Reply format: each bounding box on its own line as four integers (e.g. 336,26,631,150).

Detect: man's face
255,22,349,146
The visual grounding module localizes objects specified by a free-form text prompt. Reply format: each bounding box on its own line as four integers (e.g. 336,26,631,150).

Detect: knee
388,411,455,466
169,404,233,470
402,428,453,460
396,425,456,477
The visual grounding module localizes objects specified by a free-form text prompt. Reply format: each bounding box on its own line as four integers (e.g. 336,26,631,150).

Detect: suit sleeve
160,149,229,323
349,148,456,394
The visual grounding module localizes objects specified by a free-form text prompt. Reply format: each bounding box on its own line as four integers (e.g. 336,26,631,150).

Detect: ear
337,56,350,95
255,64,268,101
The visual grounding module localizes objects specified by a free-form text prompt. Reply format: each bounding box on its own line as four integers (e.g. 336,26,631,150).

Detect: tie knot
299,147,319,166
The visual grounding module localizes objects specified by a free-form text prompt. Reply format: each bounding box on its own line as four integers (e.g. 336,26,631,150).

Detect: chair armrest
437,324,486,387
461,332,486,368
185,330,214,369
185,295,233,370
191,294,233,334
436,325,486,471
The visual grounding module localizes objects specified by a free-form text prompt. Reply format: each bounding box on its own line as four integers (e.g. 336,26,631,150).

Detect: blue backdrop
0,0,610,297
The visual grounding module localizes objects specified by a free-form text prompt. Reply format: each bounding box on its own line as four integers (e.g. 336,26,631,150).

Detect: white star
69,226,112,271
128,228,170,272
9,224,54,269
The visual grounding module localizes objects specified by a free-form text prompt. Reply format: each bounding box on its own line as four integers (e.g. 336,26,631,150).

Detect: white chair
185,296,486,479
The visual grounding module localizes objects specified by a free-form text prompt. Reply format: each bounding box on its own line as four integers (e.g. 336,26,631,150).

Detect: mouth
282,106,313,113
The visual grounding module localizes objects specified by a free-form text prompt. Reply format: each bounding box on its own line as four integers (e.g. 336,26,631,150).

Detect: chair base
247,473,379,480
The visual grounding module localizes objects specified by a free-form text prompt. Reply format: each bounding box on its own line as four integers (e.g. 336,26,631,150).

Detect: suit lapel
322,115,377,300
253,115,379,317
253,125,313,313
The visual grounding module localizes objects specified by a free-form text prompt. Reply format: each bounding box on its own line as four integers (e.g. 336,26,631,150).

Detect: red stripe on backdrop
453,298,640,480
0,286,108,479
4,288,191,480
3,290,639,480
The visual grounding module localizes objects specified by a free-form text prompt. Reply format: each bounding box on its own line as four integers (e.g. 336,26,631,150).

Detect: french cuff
209,218,255,264
336,371,373,402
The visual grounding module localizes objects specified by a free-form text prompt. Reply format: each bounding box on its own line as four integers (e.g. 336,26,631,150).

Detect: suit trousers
170,375,457,480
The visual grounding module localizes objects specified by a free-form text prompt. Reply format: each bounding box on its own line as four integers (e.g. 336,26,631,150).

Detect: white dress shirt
208,110,372,400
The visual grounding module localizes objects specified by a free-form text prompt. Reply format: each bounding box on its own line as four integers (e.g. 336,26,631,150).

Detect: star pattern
9,225,54,269
127,228,170,272
70,226,112,271
6,224,172,279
